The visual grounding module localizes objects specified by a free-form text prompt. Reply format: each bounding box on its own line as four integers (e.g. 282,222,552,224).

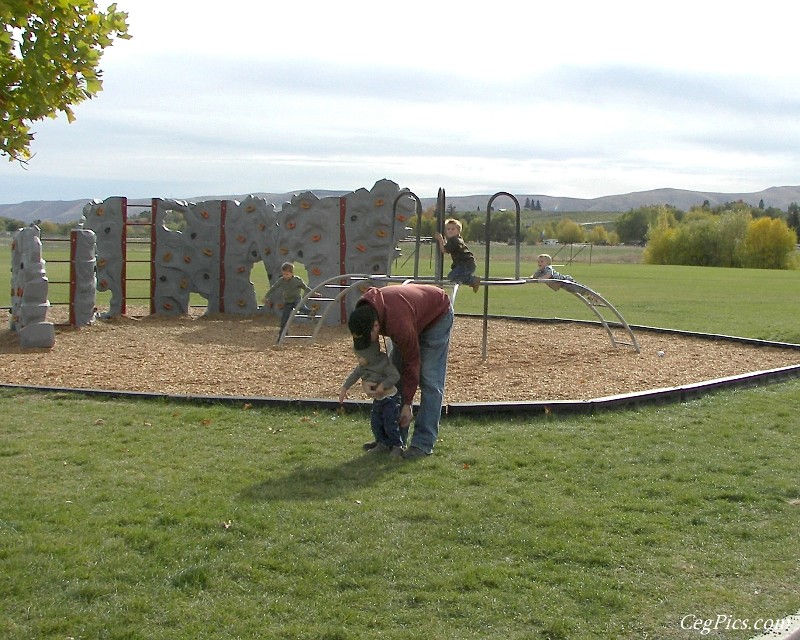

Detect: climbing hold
163,252,173,262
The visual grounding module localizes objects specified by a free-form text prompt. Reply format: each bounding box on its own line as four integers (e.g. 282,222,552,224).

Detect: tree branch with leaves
1,0,130,162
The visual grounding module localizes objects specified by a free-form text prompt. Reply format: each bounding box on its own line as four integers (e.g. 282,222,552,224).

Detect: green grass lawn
1,385,798,640
1,237,799,639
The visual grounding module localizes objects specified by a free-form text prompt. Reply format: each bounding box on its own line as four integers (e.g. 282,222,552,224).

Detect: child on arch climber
435,218,481,293
531,253,577,291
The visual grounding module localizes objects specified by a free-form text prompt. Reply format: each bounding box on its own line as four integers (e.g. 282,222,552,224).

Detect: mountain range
3,185,800,225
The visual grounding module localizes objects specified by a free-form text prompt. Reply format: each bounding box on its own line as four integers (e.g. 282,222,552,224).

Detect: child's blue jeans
371,394,403,448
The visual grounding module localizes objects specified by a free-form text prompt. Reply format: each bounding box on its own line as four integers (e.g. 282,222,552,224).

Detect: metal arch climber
278,272,640,355
277,188,640,356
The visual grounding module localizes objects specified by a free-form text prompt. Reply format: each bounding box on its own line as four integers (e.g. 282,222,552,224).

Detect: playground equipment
77,179,414,321
8,181,640,357
8,226,56,348
278,188,639,354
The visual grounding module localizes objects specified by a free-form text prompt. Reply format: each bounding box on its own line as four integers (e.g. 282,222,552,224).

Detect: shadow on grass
240,453,402,502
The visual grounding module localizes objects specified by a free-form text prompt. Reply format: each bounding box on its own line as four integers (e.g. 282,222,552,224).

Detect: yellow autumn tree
741,217,797,269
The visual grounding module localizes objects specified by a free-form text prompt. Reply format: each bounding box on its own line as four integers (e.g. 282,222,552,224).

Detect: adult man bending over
347,284,453,459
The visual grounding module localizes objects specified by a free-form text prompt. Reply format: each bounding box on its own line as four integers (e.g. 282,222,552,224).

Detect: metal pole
481,192,521,360
435,188,445,282
392,191,422,279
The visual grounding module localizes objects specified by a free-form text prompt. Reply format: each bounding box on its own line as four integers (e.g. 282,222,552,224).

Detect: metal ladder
277,275,460,345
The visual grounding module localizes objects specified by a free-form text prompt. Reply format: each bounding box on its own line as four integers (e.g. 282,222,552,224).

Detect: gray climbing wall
342,179,414,310
82,197,125,317
10,225,56,348
75,179,412,323
71,229,97,326
150,196,279,316
266,178,414,324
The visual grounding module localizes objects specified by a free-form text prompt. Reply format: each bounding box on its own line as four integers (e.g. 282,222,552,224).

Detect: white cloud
3,0,800,203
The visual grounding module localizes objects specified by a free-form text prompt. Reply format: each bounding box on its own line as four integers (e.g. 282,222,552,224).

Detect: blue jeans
447,263,476,285
279,300,311,335
392,302,454,454
371,394,403,448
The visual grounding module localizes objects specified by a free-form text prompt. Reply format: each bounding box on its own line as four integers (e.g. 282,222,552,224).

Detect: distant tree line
641,201,797,269
409,198,798,269
1,217,76,236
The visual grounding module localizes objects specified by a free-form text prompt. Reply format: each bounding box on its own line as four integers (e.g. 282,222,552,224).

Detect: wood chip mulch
1,308,798,404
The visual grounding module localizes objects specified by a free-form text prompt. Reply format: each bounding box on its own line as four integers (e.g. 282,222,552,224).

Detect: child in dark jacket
435,218,480,293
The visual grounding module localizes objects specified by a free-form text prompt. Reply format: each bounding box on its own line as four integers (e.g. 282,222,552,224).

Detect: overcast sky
3,0,800,204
